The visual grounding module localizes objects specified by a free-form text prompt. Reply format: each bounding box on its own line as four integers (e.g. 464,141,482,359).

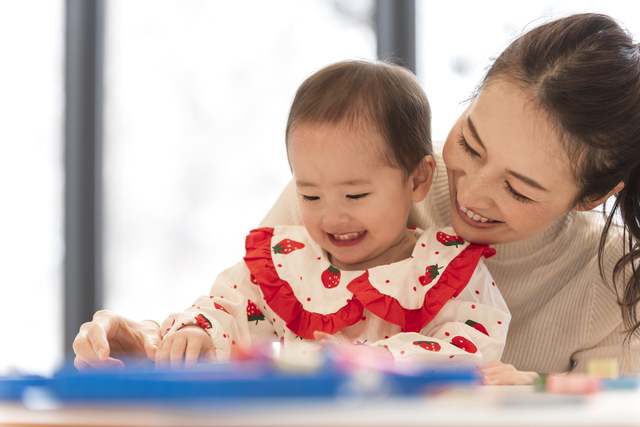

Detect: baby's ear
410,155,436,203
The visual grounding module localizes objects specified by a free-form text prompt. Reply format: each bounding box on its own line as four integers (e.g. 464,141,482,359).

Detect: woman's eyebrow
506,170,548,191
467,116,548,192
466,116,486,150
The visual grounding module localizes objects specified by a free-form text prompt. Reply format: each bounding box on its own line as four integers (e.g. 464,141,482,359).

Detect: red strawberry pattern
413,340,441,352
214,302,230,314
272,239,305,254
436,231,465,248
247,299,265,324
465,319,489,336
166,318,176,334
321,265,341,288
418,264,442,286
450,336,478,353
195,314,212,330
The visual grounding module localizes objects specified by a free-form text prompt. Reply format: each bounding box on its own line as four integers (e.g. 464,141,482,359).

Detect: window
417,1,640,142
104,1,376,322
0,1,64,375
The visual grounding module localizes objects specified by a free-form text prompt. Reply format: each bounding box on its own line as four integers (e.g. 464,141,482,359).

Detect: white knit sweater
260,143,640,374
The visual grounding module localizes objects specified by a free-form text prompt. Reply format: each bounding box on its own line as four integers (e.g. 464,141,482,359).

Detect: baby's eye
347,193,369,200
301,195,319,202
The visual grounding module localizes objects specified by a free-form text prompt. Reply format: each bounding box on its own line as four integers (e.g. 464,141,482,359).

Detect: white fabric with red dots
161,226,510,366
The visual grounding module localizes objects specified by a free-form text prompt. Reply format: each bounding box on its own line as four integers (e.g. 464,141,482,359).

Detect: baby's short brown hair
285,60,432,177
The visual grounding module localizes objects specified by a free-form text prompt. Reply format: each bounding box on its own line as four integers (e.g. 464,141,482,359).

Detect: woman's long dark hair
477,13,640,340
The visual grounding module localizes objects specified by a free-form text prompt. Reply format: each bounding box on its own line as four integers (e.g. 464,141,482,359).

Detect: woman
73,13,640,384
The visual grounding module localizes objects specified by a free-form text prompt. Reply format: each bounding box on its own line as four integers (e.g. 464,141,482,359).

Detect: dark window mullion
375,0,416,74
64,0,104,357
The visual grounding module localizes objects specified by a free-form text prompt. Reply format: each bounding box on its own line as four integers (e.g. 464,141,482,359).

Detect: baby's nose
322,205,350,225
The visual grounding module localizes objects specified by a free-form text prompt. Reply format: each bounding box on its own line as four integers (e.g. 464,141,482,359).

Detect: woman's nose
456,169,493,209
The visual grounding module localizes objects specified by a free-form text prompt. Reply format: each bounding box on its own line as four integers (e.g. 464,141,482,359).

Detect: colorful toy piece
587,358,619,379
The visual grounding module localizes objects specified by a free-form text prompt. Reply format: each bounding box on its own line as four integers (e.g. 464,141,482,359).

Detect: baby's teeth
334,232,362,240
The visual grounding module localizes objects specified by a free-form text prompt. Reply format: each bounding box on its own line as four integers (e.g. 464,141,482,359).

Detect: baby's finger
154,340,171,370
203,347,218,364
169,337,187,370
184,341,202,368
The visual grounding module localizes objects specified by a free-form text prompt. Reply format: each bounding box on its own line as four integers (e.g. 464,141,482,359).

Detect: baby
156,60,510,368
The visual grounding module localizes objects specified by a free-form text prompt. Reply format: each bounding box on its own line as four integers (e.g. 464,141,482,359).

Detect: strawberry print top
161,226,510,366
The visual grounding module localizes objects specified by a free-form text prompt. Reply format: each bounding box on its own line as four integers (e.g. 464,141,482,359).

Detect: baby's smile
331,231,365,241
327,230,367,247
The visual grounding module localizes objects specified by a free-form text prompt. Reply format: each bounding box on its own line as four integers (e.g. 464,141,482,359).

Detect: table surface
2,385,639,427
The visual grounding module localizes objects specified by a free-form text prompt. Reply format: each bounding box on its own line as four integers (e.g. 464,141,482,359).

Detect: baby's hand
155,325,217,370
479,360,539,385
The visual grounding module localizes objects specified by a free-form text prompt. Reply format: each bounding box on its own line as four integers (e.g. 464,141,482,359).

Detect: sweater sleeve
160,261,276,363
571,241,640,375
572,322,640,374
370,262,510,367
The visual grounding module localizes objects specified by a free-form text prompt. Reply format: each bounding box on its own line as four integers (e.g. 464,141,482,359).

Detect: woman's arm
572,322,640,375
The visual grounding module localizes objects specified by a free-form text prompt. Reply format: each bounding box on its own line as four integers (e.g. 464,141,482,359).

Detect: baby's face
288,122,425,271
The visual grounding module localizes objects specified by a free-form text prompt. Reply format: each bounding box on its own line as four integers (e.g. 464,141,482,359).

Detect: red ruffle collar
244,227,495,339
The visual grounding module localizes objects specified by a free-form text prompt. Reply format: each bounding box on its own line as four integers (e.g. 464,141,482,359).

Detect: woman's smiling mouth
459,204,494,223
455,200,503,229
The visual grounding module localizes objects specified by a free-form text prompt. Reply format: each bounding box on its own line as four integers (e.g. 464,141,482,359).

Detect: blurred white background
2,0,640,375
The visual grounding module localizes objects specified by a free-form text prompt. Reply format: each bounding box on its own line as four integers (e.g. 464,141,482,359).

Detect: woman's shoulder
568,209,625,258
259,181,303,227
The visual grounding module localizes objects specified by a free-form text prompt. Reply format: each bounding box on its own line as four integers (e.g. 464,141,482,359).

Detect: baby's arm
371,262,510,367
157,261,274,367
155,325,217,369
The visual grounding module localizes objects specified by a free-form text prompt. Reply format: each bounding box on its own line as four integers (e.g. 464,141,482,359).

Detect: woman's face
443,79,581,245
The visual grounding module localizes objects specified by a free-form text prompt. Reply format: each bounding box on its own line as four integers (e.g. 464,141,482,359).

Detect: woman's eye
347,193,369,200
301,195,319,202
458,136,480,158
503,181,533,203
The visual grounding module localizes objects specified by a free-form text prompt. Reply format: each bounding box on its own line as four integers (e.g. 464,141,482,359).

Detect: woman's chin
451,216,505,245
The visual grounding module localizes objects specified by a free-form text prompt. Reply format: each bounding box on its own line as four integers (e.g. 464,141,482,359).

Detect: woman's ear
410,155,436,203
573,181,625,212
